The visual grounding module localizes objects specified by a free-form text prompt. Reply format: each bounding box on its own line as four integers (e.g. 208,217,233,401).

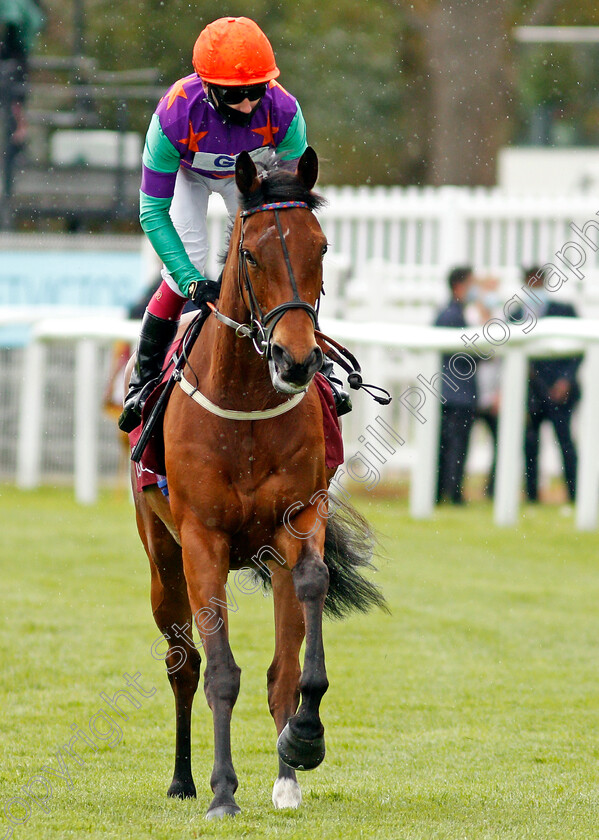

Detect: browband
240,201,310,217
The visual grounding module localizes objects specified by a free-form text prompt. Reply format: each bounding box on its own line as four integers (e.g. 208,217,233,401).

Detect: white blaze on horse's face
243,210,327,395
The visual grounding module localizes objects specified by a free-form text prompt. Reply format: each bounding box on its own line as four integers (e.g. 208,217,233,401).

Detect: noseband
211,200,320,357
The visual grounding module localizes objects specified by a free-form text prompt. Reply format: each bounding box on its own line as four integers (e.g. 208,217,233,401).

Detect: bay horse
132,147,386,819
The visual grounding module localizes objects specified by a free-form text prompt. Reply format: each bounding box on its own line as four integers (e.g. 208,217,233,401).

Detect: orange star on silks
178,121,208,153
251,113,279,147
269,79,292,98
165,78,189,109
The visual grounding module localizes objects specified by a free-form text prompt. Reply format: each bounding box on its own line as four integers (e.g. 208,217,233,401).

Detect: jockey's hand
190,278,221,308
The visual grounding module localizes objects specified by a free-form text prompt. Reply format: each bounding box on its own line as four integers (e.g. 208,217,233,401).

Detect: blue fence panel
0,250,145,308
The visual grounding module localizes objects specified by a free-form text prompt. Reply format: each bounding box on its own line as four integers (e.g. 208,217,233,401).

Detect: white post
576,344,599,530
437,188,468,273
494,347,528,526
16,340,45,489
410,350,441,519
74,339,99,505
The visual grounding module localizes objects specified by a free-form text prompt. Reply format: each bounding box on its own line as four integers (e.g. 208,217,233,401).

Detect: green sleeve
142,114,180,173
140,114,206,297
276,103,308,161
139,193,206,297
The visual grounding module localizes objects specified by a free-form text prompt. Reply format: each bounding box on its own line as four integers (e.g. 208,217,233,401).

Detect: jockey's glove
189,278,221,309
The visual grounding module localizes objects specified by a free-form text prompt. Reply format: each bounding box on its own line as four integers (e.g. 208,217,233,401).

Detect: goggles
216,83,267,105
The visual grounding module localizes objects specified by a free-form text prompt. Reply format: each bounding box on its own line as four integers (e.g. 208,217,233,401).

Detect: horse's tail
322,495,389,619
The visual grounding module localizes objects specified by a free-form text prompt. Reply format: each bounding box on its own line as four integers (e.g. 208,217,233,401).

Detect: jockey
119,16,350,433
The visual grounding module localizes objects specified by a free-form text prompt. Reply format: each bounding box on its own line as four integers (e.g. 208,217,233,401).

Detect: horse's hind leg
267,566,305,808
135,490,201,799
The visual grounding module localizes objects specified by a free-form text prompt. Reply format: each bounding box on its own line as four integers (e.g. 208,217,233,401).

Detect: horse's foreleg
180,526,241,820
267,566,304,808
275,505,329,772
135,494,200,799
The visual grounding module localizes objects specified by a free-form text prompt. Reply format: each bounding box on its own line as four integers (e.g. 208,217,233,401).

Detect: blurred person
0,0,45,147
523,266,581,503
434,266,478,505
118,16,349,433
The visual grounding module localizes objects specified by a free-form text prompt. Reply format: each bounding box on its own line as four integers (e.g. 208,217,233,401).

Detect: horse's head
233,147,327,394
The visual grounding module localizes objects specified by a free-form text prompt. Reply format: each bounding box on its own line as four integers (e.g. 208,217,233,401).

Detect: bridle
132,199,390,459
205,198,392,407
210,200,320,358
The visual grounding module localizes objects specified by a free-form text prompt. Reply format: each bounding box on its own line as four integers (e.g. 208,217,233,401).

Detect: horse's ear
236,151,259,195
296,146,318,192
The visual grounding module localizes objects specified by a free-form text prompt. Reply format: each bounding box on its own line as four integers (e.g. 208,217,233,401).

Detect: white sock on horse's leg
272,777,302,809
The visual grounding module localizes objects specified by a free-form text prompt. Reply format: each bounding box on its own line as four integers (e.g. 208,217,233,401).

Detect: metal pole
73,0,85,64
410,351,442,519
494,348,528,526
0,62,18,230
74,338,99,504
575,345,599,530
16,340,46,489
114,99,127,219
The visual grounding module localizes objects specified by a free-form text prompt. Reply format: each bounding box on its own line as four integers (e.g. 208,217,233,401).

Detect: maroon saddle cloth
129,341,344,494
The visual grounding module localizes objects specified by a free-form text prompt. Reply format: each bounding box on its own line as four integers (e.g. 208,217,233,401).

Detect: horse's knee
292,554,329,603
204,659,241,707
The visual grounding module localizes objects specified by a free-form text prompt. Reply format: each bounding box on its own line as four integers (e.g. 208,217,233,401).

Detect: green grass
1,486,598,839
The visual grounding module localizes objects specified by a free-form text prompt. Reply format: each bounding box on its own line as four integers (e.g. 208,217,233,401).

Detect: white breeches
161,167,238,296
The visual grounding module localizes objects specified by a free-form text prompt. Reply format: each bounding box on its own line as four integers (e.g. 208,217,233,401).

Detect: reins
314,331,391,406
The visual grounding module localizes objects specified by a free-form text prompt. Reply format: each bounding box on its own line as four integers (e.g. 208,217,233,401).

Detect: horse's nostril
311,346,324,372
271,343,293,372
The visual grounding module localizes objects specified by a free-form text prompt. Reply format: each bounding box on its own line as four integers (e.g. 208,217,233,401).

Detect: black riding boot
320,359,352,417
118,311,179,433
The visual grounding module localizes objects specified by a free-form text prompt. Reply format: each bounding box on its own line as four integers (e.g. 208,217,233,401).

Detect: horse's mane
239,162,326,214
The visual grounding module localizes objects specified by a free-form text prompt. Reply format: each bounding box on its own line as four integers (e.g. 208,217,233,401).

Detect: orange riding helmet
192,16,280,86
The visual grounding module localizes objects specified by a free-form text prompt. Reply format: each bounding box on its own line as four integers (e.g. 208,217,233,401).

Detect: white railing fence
3,185,599,524
5,308,599,531
121,187,599,315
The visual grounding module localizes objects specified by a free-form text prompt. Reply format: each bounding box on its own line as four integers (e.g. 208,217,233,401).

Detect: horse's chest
168,412,325,548
226,436,323,539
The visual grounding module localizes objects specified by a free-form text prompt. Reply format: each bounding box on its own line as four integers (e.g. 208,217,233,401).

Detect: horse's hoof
272,777,302,809
277,723,326,771
205,803,241,820
167,778,196,799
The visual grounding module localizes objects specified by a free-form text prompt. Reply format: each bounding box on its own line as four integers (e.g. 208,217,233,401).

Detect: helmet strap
207,85,262,127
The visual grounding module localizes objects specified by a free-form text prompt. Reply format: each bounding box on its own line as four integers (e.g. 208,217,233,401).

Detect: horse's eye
243,250,257,267
321,244,328,257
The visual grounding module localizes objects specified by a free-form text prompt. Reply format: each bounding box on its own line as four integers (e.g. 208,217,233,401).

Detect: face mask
482,292,501,310
208,85,263,127
465,286,478,303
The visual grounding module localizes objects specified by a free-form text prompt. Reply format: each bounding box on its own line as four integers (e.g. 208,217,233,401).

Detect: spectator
435,266,477,505
0,0,45,147
523,266,581,503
